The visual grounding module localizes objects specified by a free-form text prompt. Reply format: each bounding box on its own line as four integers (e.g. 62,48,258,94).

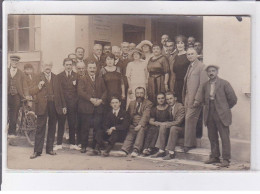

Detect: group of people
8,33,237,167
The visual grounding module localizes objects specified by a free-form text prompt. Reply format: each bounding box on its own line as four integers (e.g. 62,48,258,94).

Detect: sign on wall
92,15,112,41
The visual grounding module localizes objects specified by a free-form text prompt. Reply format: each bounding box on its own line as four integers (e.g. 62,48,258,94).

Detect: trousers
8,94,21,135
34,101,57,153
184,106,202,147
155,125,184,151
207,100,231,160
57,108,77,145
80,111,103,149
121,125,146,154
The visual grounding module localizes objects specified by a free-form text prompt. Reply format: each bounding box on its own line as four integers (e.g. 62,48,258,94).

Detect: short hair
86,60,97,67
152,42,162,50
68,53,76,58
135,87,146,93
161,34,169,38
175,35,187,46
186,47,198,54
157,92,166,98
110,96,121,103
63,58,73,66
93,44,102,49
165,92,176,97
104,53,116,61
75,47,85,53
112,46,121,53
121,42,129,47
24,63,33,70
104,44,112,48
166,39,174,44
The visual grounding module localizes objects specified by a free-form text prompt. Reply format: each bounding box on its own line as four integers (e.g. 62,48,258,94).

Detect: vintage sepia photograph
5,14,251,171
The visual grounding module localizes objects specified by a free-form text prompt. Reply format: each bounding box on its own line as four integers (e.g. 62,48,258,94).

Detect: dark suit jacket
104,109,130,131
196,77,237,127
8,68,29,98
25,73,37,95
77,73,107,114
167,102,185,127
29,72,66,116
57,71,78,110
84,54,102,75
127,99,153,128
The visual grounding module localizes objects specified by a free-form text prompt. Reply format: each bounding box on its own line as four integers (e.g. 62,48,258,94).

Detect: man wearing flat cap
8,55,29,137
196,65,237,167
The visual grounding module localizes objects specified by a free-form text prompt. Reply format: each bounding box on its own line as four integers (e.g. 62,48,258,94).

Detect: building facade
7,15,251,162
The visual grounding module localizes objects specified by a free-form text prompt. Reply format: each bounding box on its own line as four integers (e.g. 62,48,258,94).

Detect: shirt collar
113,108,120,115
10,66,17,71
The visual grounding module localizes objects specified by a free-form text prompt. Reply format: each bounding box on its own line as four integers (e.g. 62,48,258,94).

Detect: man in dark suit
23,63,37,111
196,65,237,167
54,58,80,151
95,96,130,157
152,92,185,160
8,55,29,137
161,34,169,56
84,44,103,75
30,61,66,159
165,40,178,92
77,60,107,154
117,87,153,157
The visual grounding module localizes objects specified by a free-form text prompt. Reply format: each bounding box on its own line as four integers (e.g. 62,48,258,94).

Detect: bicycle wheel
24,129,36,146
24,111,37,146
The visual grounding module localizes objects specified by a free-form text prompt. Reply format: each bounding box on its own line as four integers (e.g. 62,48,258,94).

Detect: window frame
8,15,41,53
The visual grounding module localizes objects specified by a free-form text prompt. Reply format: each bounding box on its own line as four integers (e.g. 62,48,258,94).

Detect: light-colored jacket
182,59,208,108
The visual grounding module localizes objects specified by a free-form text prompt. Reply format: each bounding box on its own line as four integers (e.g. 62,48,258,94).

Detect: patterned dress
147,55,170,103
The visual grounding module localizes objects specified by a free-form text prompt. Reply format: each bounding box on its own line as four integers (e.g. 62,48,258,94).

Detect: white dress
126,60,148,107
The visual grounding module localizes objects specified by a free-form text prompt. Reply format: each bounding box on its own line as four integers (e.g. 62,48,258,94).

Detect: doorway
123,24,145,44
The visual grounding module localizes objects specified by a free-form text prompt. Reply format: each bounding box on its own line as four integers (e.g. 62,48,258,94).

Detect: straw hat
136,40,153,50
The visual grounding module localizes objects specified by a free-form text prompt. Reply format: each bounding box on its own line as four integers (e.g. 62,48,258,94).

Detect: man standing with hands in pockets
30,61,67,159
197,65,237,167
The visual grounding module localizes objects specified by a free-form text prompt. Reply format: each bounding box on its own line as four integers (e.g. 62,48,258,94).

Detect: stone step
174,146,210,162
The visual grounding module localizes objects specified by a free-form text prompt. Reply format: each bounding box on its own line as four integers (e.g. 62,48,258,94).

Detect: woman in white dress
126,48,148,107
136,40,153,65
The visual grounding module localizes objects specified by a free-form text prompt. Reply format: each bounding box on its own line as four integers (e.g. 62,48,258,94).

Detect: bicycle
17,99,37,146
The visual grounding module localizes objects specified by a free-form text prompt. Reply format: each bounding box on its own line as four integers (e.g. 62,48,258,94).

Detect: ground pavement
6,136,250,171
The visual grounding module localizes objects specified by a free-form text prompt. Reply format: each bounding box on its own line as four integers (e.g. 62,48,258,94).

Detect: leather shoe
102,151,109,157
217,160,230,167
151,151,166,158
88,149,101,156
163,153,175,160
30,152,41,159
80,147,87,153
183,146,196,153
204,157,220,164
46,151,57,155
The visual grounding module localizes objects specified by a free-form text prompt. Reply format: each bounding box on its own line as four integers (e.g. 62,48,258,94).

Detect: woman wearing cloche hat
126,48,148,107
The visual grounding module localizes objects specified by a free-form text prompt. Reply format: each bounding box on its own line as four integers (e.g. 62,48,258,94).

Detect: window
8,15,41,52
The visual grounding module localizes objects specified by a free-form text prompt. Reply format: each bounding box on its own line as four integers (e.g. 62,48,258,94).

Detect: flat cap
205,65,220,71
10,55,21,62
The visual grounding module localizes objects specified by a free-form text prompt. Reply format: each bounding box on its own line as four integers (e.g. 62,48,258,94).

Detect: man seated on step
94,96,130,157
150,92,185,160
117,87,153,157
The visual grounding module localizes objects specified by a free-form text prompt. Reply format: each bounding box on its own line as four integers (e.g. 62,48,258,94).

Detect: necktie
91,75,95,82
114,111,117,117
136,102,141,114
68,71,71,79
